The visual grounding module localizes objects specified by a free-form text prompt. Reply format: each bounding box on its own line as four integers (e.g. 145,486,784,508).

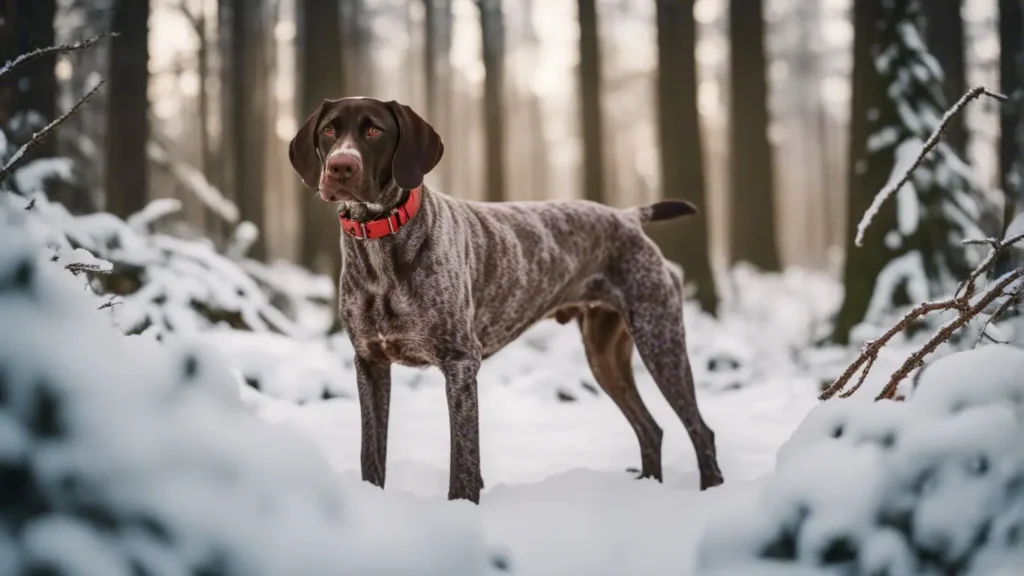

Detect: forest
1,1,1024,575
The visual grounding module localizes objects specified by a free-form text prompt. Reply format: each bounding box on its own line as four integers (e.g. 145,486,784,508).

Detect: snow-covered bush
0,190,333,339
0,210,494,575
696,345,1024,576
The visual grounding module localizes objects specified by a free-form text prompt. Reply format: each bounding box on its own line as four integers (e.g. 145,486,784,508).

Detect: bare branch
0,81,105,184
876,267,1024,399
973,281,1024,347
854,86,1007,247
0,34,113,82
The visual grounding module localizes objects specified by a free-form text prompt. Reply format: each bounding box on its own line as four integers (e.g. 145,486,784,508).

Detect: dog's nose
326,154,362,184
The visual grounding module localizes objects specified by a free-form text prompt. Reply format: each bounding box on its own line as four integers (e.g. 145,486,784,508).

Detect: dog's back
432,191,697,357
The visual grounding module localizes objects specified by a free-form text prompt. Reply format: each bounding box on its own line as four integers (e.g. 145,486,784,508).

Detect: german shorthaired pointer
289,96,724,503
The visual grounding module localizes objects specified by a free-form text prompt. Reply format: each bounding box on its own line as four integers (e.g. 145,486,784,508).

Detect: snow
855,138,923,247
697,345,1024,575
0,213,497,575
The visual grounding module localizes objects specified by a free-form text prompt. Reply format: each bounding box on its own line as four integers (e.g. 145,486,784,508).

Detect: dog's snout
326,154,362,183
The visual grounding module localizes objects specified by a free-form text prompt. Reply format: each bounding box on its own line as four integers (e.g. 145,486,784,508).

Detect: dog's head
289,97,444,205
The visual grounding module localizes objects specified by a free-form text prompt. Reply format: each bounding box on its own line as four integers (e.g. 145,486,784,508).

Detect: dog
288,96,724,503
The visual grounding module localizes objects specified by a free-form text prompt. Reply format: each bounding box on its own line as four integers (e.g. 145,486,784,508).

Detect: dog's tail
629,199,699,223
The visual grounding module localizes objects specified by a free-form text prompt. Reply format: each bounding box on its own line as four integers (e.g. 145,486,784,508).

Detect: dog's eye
322,126,335,136
367,126,382,137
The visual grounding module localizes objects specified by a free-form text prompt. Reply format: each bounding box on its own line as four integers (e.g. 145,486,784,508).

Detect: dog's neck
338,184,432,280
336,182,407,222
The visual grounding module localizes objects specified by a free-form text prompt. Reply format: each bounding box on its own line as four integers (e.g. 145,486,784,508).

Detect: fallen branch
0,81,104,184
854,86,1007,247
0,34,112,81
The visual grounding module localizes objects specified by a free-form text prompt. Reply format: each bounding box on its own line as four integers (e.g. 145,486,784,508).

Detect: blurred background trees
1,0,1019,335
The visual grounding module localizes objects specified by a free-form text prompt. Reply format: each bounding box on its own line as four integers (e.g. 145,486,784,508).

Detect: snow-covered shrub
696,345,1024,576
0,211,493,575
0,186,336,342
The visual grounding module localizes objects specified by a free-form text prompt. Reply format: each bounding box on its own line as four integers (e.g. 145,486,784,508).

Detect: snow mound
696,345,1024,576
0,215,494,575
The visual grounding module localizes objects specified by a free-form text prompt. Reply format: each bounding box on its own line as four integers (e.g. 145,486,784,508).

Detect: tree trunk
478,0,506,203
923,0,967,155
297,0,346,279
728,0,780,271
424,0,454,190
1000,0,1023,227
577,0,606,204
0,0,57,155
832,0,894,344
105,0,150,219
652,0,718,315
223,0,268,260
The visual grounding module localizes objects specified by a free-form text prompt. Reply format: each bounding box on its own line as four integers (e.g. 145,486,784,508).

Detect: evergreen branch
0,81,105,184
0,34,113,81
854,86,1007,248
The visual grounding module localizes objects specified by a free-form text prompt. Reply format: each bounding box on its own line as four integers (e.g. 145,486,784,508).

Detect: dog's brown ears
289,100,328,189
385,101,444,191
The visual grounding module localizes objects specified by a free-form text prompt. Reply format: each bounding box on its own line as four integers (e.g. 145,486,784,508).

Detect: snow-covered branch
0,33,112,80
854,86,1007,247
0,81,104,185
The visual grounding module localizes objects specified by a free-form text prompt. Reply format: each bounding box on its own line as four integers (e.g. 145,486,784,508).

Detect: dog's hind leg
619,252,724,490
579,306,663,481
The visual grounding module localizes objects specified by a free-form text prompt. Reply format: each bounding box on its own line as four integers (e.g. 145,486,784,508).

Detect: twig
0,81,105,184
854,86,1007,247
838,352,876,398
820,297,959,400
973,281,1024,347
65,262,110,276
0,34,113,81
876,267,1024,399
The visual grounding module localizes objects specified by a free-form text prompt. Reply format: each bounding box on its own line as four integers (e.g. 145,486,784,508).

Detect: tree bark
832,0,894,344
728,0,780,271
297,0,346,279
222,0,268,260
478,0,506,203
0,0,57,155
652,0,718,315
1000,0,1023,227
923,0,967,155
105,0,150,219
578,0,606,204
423,0,453,190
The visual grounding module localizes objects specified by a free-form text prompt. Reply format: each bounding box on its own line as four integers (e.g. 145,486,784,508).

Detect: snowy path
243,325,821,575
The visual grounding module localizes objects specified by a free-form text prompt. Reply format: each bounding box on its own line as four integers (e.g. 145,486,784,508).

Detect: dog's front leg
355,355,391,488
441,354,483,503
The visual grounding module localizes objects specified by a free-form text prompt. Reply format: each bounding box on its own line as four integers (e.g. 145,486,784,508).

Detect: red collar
339,186,423,240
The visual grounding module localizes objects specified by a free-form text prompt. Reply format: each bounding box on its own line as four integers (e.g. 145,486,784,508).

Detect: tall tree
423,0,454,190
577,0,606,204
652,0,718,314
221,0,268,259
297,0,346,279
477,0,506,203
727,0,780,271
0,0,57,157
105,0,150,219
832,0,991,344
1000,0,1023,230
923,0,967,155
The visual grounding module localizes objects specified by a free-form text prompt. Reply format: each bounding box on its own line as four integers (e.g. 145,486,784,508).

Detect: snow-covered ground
238,322,823,575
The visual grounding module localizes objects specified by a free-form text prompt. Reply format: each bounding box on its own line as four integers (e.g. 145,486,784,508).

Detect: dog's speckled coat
289,97,723,503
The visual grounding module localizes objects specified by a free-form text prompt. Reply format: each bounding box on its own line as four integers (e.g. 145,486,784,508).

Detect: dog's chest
341,286,436,367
